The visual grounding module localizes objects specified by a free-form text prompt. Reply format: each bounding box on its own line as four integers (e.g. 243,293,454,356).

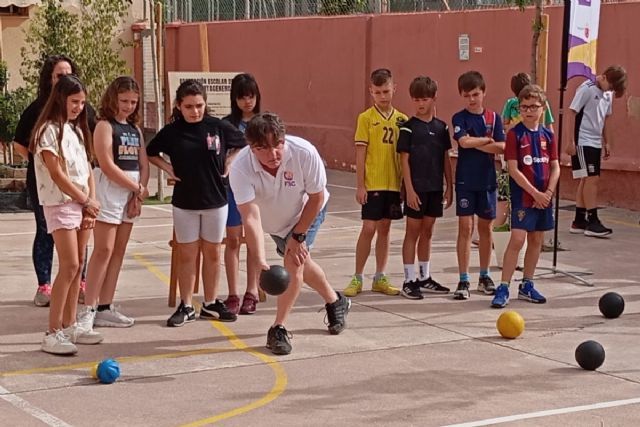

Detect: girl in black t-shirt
147,80,246,327
80,77,149,332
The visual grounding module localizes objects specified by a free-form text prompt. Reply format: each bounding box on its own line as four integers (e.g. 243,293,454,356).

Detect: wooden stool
168,230,200,307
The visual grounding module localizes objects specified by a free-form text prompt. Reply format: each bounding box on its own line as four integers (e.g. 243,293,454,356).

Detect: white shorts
94,168,140,225
172,205,228,244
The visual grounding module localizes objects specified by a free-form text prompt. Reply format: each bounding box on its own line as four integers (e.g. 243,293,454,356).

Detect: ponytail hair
170,79,208,122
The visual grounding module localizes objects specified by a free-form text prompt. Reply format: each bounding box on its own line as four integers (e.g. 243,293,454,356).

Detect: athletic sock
203,300,215,306
586,208,598,224
575,207,587,223
418,261,430,280
403,264,416,283
480,269,490,279
354,274,363,282
97,304,110,312
460,272,470,282
373,272,385,282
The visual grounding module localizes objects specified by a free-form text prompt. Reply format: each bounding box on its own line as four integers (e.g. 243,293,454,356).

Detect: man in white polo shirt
229,112,351,355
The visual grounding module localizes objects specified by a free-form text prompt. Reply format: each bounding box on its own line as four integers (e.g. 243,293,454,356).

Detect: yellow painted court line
179,322,288,427
134,253,288,426
0,347,234,377
2,253,287,427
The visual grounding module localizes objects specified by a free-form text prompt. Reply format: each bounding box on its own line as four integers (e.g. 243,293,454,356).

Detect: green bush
0,61,31,147
20,0,131,106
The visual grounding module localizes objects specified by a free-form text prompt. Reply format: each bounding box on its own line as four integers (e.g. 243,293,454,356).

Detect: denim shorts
270,206,327,257
226,187,242,227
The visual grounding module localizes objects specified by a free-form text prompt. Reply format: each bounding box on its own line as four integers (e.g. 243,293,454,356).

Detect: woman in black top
147,80,246,327
13,55,96,308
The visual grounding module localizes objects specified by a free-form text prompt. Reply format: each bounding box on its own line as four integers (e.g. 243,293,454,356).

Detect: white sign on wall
458,34,470,61
167,72,240,118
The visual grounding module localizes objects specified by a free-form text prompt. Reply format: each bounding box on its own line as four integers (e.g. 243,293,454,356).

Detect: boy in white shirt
566,65,627,237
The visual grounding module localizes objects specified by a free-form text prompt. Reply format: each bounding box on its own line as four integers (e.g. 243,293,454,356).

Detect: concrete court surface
1,169,639,427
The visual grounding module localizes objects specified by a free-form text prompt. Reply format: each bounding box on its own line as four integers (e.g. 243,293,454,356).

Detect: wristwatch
291,232,307,243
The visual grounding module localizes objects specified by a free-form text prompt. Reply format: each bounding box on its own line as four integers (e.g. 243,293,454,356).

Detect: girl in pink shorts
30,75,102,355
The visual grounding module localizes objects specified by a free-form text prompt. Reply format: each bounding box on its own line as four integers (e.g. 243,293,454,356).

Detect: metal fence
164,0,532,22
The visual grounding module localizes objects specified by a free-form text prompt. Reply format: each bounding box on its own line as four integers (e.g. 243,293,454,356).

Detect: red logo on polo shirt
284,171,296,187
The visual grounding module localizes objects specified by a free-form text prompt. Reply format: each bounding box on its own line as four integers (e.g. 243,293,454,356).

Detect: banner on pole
567,0,601,80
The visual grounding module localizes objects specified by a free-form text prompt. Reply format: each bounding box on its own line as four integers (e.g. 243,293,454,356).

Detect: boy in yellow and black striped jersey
344,69,408,297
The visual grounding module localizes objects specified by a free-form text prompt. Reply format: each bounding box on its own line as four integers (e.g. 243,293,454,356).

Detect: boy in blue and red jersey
491,85,560,308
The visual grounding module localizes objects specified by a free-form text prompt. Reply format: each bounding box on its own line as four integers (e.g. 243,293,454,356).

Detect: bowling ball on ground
575,340,605,371
598,292,625,319
496,310,525,339
96,358,120,384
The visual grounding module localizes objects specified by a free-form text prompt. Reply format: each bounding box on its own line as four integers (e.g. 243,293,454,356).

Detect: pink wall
155,3,640,209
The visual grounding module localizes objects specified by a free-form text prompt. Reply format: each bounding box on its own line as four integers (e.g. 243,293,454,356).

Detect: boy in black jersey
397,76,453,299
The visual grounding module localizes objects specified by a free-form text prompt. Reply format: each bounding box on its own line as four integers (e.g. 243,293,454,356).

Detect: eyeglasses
519,104,543,112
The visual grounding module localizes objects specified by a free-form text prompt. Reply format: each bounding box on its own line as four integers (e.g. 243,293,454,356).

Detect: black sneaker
584,221,612,238
325,292,351,335
401,280,424,300
453,281,470,300
418,277,450,294
200,299,237,322
477,276,496,295
266,325,292,355
167,302,196,327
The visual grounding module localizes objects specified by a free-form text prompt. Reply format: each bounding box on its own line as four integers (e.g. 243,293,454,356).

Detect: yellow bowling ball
496,310,525,339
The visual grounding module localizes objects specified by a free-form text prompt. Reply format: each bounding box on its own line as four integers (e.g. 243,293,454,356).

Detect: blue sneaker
491,284,510,308
518,280,546,304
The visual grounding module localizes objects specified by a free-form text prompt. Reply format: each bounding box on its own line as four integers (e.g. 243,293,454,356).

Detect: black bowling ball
259,265,290,296
598,292,625,319
575,340,605,371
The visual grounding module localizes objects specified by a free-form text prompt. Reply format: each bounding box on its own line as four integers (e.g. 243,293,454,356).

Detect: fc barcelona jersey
504,122,557,209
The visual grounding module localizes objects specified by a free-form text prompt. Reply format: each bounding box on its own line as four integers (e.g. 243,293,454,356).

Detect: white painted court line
442,396,640,427
0,223,174,237
144,205,172,213
327,183,356,190
0,385,72,427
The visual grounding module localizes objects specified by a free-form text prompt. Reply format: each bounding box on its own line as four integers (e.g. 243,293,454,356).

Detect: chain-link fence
164,0,532,22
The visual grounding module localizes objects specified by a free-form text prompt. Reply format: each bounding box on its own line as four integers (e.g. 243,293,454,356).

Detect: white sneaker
63,323,103,345
77,305,97,331
94,305,134,328
41,330,77,355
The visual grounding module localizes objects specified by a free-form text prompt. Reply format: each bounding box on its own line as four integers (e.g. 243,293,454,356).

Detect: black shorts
361,191,403,221
404,191,444,219
572,146,601,178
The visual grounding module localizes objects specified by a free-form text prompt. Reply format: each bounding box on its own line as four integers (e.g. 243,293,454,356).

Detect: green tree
20,0,132,105
0,61,31,164
320,0,368,15
510,0,545,84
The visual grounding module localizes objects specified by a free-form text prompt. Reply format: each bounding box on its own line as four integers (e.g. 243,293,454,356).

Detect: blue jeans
270,206,327,257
